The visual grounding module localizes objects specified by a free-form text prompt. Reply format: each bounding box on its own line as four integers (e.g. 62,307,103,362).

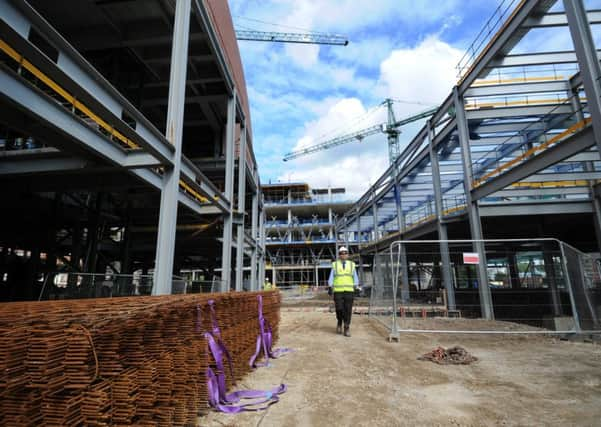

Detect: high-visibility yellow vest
332,260,355,292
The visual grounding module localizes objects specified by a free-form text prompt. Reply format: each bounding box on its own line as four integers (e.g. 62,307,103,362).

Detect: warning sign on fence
463,252,480,264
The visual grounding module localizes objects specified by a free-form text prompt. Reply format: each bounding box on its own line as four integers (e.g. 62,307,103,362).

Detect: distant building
262,183,353,287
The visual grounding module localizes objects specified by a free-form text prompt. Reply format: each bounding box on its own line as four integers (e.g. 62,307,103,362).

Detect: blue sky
228,1,518,198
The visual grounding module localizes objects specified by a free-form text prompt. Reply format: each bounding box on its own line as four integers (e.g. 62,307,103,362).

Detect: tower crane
282,99,438,164
235,30,348,46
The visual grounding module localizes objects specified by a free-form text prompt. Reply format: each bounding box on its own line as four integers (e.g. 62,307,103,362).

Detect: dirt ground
201,310,601,427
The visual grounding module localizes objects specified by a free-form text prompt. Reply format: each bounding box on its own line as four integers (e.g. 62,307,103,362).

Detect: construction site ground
202,309,601,426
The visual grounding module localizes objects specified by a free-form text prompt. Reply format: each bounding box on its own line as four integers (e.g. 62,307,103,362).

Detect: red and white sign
463,252,480,265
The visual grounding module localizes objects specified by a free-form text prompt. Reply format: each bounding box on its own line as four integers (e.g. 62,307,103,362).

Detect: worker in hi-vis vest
328,246,360,337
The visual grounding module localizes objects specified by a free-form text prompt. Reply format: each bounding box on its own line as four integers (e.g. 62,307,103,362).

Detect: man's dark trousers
334,291,354,327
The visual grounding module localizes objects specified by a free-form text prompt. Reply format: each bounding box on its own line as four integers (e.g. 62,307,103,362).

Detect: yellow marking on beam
179,180,209,203
473,118,592,188
472,75,565,87
0,38,213,207
465,97,577,110
509,180,589,189
0,39,139,150
442,205,466,216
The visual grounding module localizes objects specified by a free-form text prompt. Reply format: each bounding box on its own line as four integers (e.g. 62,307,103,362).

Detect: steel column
565,0,601,155
593,194,601,253
372,191,379,242
258,206,266,288
586,165,601,252
428,121,456,310
393,177,410,303
250,189,258,291
152,0,191,295
235,125,247,291
220,91,237,291
454,86,494,320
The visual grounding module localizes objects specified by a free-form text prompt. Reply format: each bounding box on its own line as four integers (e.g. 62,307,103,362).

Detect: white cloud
376,35,463,116
284,43,320,68
270,0,462,33
280,35,463,199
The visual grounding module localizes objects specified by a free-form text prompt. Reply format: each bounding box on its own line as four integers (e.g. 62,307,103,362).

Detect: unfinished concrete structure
0,0,264,300
262,182,353,287
338,0,601,328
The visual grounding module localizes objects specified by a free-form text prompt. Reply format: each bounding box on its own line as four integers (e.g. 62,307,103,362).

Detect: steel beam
180,158,229,212
522,171,601,182
0,156,87,175
487,51,596,68
465,80,570,97
454,86,494,320
220,91,236,291
492,185,590,197
472,125,595,200
2,0,175,165
466,104,574,120
480,200,593,216
152,0,191,296
522,10,601,28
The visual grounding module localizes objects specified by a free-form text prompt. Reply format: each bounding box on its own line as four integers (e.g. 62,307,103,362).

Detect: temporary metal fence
37,272,226,300
368,239,601,339
277,284,325,301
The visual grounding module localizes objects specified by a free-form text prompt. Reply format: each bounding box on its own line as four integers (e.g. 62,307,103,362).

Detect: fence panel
367,239,601,336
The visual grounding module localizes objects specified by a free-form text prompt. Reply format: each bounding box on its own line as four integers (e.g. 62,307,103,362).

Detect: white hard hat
338,246,349,253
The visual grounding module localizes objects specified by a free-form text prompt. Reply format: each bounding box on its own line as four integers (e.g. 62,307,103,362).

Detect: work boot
343,327,350,337
336,324,342,334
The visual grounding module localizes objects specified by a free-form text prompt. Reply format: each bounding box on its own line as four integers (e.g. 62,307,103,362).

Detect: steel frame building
337,0,601,319
262,182,353,288
0,0,265,300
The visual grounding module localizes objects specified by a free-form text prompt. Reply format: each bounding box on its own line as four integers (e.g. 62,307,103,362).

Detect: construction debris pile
418,346,478,365
0,291,280,426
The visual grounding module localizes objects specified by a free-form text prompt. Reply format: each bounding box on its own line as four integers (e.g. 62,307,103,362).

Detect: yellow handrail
0,39,138,150
0,38,210,204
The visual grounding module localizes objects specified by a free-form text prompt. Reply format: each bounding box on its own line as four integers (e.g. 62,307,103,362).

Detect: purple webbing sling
249,295,293,368
201,301,286,413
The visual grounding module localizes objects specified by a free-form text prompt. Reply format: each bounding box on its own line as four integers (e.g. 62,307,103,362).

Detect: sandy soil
201,311,601,427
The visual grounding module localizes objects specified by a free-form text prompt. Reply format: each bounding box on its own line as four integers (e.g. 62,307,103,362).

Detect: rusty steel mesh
417,346,478,365
0,291,280,426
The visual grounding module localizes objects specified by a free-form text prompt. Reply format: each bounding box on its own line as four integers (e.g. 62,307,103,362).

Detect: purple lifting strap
207,299,234,379
202,302,286,413
206,368,286,413
249,295,293,368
